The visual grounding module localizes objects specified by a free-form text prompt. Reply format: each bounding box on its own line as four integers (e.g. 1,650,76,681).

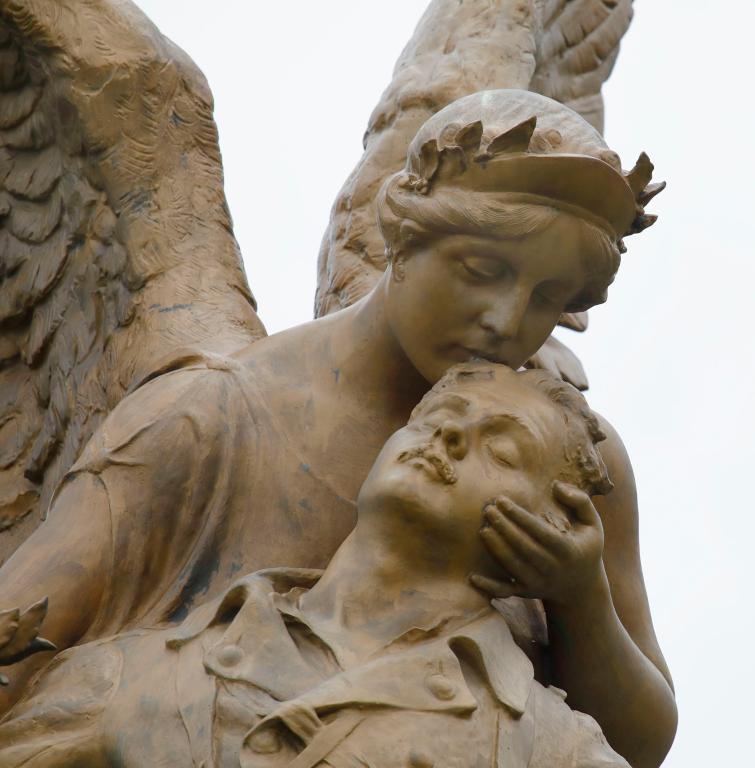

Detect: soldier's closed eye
485,435,521,468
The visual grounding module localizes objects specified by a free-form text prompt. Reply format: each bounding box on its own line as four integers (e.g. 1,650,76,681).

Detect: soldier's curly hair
418,361,613,497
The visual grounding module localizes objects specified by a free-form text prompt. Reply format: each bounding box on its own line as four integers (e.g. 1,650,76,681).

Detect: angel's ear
391,220,425,282
391,255,407,282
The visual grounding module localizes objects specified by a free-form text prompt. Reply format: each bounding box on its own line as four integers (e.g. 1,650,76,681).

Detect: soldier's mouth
397,446,457,485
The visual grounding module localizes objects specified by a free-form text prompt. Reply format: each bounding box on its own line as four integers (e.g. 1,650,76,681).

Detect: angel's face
384,214,590,383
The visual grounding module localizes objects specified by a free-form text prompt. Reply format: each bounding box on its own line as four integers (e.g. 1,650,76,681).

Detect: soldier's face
360,373,570,567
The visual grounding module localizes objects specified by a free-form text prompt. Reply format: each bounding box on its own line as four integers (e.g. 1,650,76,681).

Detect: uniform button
247,727,282,754
216,644,244,667
409,749,434,767
425,673,457,701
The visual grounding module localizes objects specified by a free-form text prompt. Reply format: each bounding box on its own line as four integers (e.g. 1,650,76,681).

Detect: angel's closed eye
459,255,508,280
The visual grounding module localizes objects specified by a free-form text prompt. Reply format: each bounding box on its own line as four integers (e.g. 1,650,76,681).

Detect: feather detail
315,0,637,383
4,144,62,200
316,0,542,317
0,84,40,130
0,1,265,553
316,1,635,318
530,0,634,133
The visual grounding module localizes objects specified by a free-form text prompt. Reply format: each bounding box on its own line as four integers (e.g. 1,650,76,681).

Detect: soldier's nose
439,420,467,460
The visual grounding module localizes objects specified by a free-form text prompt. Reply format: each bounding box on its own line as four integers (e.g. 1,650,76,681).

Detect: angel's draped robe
52,352,359,641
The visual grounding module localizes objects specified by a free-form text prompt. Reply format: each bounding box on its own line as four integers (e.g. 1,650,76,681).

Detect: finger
489,497,571,555
471,537,518,584
553,482,601,527
479,526,541,588
469,574,521,600
483,507,558,571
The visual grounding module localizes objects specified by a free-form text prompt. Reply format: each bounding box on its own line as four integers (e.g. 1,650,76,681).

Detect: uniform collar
166,567,534,717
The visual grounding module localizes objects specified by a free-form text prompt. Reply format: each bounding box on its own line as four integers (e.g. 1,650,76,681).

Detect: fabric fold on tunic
55,353,357,641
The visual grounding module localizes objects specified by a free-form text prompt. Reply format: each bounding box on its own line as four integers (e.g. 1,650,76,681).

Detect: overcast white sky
137,2,754,764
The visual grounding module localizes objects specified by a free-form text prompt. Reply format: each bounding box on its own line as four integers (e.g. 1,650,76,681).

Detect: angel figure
0,2,675,767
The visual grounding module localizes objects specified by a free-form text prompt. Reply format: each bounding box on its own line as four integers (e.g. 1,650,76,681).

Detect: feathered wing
530,0,634,134
0,0,264,560
315,0,634,384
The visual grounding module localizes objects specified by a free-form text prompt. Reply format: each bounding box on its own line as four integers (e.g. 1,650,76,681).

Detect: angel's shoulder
119,355,241,420
73,356,249,472
590,412,640,561
592,412,636,492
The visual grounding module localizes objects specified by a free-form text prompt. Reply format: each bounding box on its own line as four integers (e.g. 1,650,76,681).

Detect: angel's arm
472,418,676,768
545,419,677,768
0,364,231,715
0,473,112,713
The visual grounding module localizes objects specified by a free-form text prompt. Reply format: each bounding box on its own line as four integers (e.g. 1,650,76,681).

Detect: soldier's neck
299,521,490,664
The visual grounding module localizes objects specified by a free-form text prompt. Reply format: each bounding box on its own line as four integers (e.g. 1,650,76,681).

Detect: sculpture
0,363,633,768
0,1,676,766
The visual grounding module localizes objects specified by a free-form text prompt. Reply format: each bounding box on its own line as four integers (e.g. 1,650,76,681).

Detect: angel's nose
479,287,531,341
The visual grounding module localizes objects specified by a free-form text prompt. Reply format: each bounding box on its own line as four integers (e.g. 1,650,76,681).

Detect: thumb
553,481,601,527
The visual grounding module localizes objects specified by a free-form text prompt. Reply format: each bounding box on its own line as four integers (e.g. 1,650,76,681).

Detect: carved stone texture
0,363,631,768
0,1,636,555
0,0,265,554
315,0,633,319
0,5,676,766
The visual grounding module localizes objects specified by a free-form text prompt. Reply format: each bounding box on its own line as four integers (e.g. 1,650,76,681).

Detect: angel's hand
0,598,56,685
469,483,605,606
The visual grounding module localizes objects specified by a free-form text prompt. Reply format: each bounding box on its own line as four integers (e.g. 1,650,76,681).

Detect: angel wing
0,0,264,560
315,0,634,379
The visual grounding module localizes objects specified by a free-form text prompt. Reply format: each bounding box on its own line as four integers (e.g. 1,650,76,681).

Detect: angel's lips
397,446,457,485
448,345,510,367
463,347,509,365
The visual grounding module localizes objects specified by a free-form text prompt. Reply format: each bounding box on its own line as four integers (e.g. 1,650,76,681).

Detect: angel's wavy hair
417,362,613,497
376,172,621,314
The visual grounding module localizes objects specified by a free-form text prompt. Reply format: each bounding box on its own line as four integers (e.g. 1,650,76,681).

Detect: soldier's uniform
0,570,629,768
